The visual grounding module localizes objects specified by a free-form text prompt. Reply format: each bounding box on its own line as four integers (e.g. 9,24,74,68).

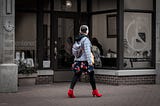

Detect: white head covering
79,25,89,35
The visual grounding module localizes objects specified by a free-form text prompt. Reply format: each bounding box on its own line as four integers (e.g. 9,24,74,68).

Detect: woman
67,25,102,98
91,37,103,55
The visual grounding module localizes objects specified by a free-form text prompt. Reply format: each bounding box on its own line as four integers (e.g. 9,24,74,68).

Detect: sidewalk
0,82,160,106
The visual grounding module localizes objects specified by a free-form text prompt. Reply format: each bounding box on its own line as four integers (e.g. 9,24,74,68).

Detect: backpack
72,36,87,58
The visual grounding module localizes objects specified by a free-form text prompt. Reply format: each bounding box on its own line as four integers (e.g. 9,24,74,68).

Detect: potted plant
18,59,36,75
17,59,37,86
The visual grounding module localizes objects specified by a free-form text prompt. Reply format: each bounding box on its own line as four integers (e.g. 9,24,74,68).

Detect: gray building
0,0,160,92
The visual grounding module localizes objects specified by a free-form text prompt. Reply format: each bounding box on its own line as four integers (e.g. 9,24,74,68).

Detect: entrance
52,13,79,81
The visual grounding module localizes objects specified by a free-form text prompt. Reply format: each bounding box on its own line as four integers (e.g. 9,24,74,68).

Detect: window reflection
57,18,74,69
124,12,152,69
92,13,117,69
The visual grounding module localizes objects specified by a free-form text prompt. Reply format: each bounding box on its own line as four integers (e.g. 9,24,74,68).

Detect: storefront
14,0,156,84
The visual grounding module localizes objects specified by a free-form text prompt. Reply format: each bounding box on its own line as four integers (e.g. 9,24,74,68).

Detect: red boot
92,89,102,97
68,89,75,98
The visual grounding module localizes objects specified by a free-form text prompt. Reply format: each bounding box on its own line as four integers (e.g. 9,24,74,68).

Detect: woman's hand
88,65,94,72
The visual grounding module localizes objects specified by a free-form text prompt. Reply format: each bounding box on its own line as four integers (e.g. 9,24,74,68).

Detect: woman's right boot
68,89,75,98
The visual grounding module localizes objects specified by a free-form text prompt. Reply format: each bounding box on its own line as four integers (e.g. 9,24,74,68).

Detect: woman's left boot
68,89,76,98
92,89,102,97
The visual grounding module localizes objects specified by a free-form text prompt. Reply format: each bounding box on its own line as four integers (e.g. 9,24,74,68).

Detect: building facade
0,0,159,92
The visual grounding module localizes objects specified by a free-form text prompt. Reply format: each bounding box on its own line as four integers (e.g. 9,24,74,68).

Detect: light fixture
65,0,72,8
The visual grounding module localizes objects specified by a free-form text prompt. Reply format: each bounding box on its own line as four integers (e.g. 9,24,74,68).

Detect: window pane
92,0,117,12
124,12,152,69
15,0,37,9
15,13,36,50
57,18,74,69
43,0,50,11
124,0,153,10
92,13,117,68
15,12,36,67
81,0,87,12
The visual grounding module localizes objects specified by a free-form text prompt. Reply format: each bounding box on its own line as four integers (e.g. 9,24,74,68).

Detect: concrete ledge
18,73,37,78
116,69,156,76
0,64,18,93
37,70,54,76
36,70,54,84
94,69,156,76
94,69,116,75
156,63,160,84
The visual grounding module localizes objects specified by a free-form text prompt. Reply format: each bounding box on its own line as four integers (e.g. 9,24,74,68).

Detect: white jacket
73,37,93,65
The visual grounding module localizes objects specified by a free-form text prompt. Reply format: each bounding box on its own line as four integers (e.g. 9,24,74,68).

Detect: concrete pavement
0,82,160,106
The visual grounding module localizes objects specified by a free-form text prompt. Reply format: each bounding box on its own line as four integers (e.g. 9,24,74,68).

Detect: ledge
94,69,156,76
116,69,156,76
94,69,117,75
0,64,17,67
18,73,37,78
37,70,54,76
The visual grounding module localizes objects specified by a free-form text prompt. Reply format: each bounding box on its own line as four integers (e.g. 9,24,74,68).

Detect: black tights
70,71,96,90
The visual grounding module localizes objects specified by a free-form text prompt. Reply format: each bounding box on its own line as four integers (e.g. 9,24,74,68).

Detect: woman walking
67,25,102,98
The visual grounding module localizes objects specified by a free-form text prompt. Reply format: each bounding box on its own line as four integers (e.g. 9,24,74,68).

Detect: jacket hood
75,34,87,41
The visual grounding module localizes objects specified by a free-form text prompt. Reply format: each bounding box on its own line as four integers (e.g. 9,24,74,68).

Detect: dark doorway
51,12,79,81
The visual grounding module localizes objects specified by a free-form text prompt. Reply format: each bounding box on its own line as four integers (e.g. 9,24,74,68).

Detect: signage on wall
43,60,50,68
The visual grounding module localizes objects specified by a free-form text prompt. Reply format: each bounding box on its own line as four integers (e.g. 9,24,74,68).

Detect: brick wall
81,74,156,85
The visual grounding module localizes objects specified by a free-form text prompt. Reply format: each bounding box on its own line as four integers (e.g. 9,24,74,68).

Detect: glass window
43,0,51,11
81,0,87,12
15,0,37,9
92,0,117,12
15,12,36,67
124,12,152,69
15,12,36,50
92,13,117,69
54,0,77,12
57,18,74,69
124,0,153,10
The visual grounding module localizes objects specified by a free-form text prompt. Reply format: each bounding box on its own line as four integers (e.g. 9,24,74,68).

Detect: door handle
54,41,57,45
54,47,57,59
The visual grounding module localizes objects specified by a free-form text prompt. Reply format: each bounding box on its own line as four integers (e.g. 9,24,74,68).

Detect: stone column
156,0,160,84
0,0,18,92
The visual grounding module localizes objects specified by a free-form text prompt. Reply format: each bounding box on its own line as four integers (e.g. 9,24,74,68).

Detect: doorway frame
50,11,79,71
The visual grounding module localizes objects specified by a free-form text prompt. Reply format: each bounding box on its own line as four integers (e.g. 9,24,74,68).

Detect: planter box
18,73,37,86
36,70,54,84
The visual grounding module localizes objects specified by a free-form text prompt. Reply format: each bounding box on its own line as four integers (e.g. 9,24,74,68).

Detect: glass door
57,17,75,69
52,13,78,81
